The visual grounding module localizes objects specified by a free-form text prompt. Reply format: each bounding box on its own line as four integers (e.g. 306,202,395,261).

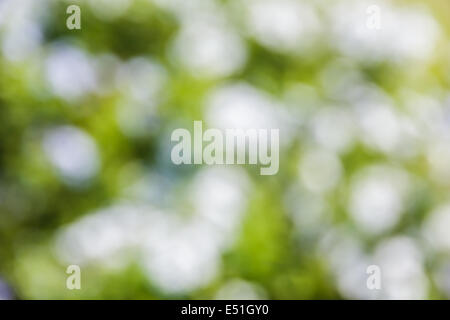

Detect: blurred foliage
0,0,450,300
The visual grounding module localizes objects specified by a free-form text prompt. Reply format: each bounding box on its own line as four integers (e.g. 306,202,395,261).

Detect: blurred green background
0,0,450,299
